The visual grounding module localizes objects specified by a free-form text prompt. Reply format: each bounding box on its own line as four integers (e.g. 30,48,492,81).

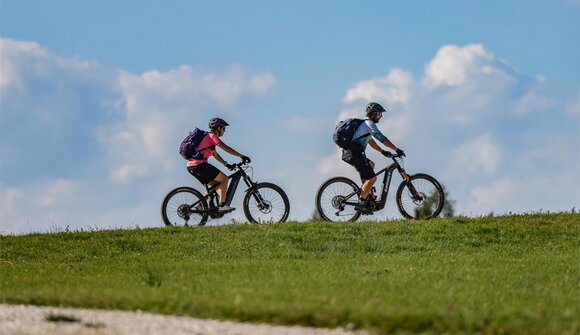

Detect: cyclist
342,102,406,212
187,117,251,213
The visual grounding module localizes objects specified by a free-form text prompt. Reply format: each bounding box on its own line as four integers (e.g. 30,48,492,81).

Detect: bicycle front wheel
316,177,361,222
396,173,444,220
161,187,208,226
243,182,290,223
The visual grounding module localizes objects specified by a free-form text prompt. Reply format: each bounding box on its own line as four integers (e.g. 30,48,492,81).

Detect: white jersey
351,118,388,150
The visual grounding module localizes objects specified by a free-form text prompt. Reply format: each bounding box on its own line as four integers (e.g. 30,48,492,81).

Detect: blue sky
1,0,579,233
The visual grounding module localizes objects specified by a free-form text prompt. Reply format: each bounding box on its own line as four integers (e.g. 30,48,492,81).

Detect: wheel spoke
161,188,207,226
245,184,289,223
397,175,443,219
316,178,360,222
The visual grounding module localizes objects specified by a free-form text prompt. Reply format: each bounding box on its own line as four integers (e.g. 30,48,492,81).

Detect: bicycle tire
315,177,361,222
396,173,444,220
243,182,290,223
161,187,209,226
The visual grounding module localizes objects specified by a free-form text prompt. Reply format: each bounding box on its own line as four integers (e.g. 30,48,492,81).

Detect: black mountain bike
316,154,444,221
161,162,290,226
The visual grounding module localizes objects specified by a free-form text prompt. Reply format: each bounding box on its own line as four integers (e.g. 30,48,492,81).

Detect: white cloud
0,38,278,232
513,90,554,116
102,64,276,183
452,134,501,175
316,43,577,218
1,39,577,232
344,68,414,104
423,44,495,88
37,180,79,207
0,179,80,233
0,188,21,222
316,148,358,178
0,39,48,90
566,97,580,119
466,178,515,215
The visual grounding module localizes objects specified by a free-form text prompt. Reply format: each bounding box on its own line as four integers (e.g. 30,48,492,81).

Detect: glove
225,163,236,171
396,148,406,157
381,150,393,158
241,155,251,164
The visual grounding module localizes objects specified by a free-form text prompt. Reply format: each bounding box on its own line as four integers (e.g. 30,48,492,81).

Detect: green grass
1,213,579,334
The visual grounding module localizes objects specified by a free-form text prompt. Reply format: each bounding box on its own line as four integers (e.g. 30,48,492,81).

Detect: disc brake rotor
411,192,426,205
258,200,272,214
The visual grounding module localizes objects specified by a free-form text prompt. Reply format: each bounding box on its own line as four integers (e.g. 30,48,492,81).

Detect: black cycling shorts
342,149,375,180
187,163,220,184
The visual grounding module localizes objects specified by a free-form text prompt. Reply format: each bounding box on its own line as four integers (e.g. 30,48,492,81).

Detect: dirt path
0,304,366,335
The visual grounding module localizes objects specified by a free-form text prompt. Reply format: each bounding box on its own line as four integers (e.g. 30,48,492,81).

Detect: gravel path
0,304,367,335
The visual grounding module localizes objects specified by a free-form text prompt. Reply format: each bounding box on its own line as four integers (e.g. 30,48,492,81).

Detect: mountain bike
161,162,290,226
315,153,444,221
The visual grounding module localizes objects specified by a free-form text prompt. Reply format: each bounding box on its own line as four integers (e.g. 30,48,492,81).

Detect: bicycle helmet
208,117,229,130
365,102,386,116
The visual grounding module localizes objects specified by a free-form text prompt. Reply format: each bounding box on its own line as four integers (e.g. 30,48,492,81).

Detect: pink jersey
186,132,223,167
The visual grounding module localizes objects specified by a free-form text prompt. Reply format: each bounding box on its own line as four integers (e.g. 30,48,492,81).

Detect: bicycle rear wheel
161,187,208,226
316,177,361,222
396,173,444,220
243,182,290,223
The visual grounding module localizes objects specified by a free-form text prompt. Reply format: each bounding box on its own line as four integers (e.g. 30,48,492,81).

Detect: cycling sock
220,202,226,207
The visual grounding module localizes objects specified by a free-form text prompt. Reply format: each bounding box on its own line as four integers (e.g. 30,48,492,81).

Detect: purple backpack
179,128,209,160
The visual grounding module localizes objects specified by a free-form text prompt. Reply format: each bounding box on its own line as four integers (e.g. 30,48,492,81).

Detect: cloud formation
104,65,276,183
0,38,276,233
317,43,579,216
0,40,577,233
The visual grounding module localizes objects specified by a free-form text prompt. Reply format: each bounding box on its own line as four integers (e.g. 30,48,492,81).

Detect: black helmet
208,117,229,130
365,102,386,116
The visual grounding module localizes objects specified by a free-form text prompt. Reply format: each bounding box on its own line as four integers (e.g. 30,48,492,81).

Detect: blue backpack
332,118,364,149
179,128,212,160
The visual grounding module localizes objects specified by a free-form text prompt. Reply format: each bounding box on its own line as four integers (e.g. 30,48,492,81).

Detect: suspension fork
244,175,270,208
398,167,421,199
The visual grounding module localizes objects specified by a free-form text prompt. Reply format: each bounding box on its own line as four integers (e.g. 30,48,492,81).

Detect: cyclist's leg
361,160,377,200
188,163,222,197
213,172,229,204
343,150,376,209
356,158,376,200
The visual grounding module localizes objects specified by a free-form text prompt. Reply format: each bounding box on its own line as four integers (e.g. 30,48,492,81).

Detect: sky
1,0,579,234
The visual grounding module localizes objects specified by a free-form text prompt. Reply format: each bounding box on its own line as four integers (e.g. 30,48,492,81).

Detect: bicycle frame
372,159,411,210
342,157,411,211
204,165,256,208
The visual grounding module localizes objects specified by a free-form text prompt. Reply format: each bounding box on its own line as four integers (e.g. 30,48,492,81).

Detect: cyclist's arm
381,138,399,152
217,142,243,159
212,151,227,165
368,138,383,152
367,122,399,152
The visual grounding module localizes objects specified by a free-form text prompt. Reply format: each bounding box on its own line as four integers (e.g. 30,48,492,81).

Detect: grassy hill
1,213,578,334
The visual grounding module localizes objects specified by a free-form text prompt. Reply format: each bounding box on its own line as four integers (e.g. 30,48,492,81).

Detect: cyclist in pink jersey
187,117,251,213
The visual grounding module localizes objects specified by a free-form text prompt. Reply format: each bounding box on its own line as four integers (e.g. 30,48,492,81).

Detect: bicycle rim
243,183,289,223
396,174,444,220
316,177,361,222
161,188,208,226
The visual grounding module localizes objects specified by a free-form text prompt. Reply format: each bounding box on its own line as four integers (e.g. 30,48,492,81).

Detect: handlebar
383,152,401,159
226,161,250,171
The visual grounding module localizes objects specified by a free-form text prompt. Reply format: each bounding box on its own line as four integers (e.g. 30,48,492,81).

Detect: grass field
1,213,578,334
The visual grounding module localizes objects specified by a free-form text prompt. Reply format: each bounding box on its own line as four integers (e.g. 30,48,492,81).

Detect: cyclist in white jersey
341,102,406,212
